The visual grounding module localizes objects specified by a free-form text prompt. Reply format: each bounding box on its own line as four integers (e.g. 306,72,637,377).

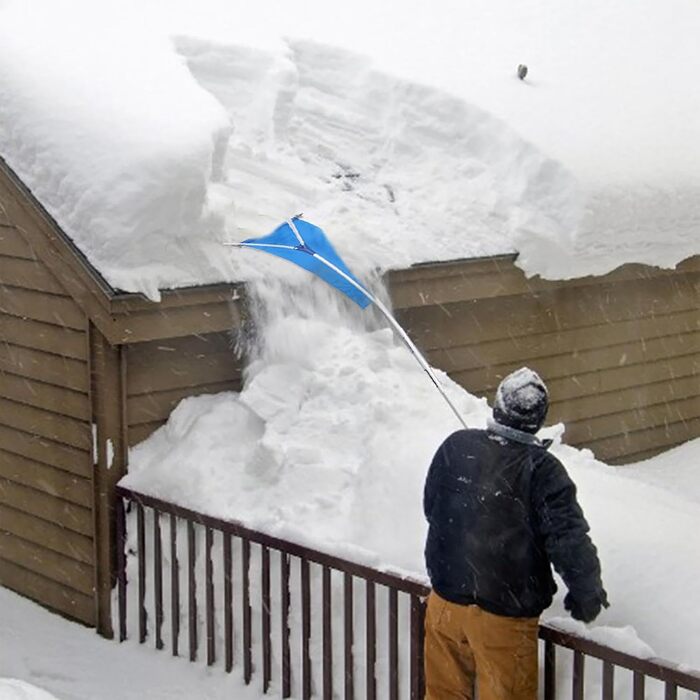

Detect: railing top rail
539,625,700,692
116,484,430,597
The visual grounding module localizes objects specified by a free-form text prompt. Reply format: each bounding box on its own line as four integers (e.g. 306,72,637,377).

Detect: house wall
0,159,243,630
126,332,243,447
0,223,96,624
388,255,700,464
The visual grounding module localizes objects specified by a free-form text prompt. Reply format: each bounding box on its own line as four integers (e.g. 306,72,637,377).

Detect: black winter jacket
424,428,604,618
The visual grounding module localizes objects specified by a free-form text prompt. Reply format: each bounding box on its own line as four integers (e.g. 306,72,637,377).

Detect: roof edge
0,156,116,299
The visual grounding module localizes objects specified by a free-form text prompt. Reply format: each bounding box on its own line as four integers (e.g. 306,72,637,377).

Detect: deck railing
115,485,700,699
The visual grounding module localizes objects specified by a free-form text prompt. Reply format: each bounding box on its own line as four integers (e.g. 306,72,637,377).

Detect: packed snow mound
2,0,698,298
545,619,655,660
122,277,700,666
622,439,700,506
0,680,60,700
123,279,486,568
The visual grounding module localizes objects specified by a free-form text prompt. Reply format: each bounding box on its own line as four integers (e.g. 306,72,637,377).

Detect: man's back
425,426,604,618
425,428,559,617
422,369,607,700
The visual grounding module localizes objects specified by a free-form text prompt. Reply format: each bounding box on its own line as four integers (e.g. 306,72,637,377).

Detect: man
423,367,608,700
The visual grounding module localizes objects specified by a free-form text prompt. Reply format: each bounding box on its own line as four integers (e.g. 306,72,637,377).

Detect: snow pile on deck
1,0,699,298
122,278,700,667
123,280,481,569
0,587,265,700
0,680,60,700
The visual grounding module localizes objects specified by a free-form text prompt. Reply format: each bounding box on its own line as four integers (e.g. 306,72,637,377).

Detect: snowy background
1,0,699,698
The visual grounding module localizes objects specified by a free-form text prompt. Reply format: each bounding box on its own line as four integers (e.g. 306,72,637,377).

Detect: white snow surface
1,0,699,298
0,588,268,700
121,278,700,668
0,680,59,700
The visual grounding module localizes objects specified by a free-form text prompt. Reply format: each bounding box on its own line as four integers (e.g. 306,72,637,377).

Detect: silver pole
307,250,467,429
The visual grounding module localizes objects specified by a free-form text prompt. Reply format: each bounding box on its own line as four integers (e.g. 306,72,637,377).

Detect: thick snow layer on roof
0,680,60,700
1,0,699,298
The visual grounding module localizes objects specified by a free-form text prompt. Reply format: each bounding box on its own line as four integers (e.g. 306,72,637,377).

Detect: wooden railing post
170,514,179,657
281,552,291,698
261,545,271,692
115,495,127,642
366,580,376,700
153,509,163,650
301,558,312,700
242,538,252,684
223,532,233,672
388,588,399,700
187,521,197,662
136,502,146,644
543,639,556,700
602,660,614,700
572,650,585,700
322,566,333,700
344,572,354,700
410,594,425,700
205,527,215,666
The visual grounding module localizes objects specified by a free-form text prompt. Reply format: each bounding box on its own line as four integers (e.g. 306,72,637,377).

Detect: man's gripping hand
564,590,610,623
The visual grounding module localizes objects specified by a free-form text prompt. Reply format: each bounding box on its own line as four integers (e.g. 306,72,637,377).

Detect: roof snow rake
227,216,467,428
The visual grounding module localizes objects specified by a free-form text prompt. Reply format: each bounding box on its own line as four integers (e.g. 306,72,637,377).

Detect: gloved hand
564,590,609,623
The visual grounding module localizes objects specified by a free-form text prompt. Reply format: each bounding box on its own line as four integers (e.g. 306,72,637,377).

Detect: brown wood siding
0,225,36,259
0,314,88,360
126,332,242,446
0,425,91,477
0,203,11,227
0,255,69,294
0,237,95,624
0,558,94,624
1,158,244,345
0,504,93,565
0,449,92,504
389,256,700,464
110,297,242,344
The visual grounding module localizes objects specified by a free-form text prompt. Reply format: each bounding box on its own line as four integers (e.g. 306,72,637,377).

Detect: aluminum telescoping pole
369,295,468,428
306,249,468,430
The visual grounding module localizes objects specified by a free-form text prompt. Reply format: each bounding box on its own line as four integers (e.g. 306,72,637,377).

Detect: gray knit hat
493,367,549,433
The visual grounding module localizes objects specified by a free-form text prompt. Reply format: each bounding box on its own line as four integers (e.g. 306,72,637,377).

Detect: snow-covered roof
1,0,698,300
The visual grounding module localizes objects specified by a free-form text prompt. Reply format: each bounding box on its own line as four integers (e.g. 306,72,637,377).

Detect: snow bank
0,680,59,700
546,441,700,666
545,618,655,659
1,0,698,298
0,587,269,700
123,278,485,569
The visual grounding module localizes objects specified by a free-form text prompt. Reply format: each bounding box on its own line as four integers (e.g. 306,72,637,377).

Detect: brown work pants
424,591,539,700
